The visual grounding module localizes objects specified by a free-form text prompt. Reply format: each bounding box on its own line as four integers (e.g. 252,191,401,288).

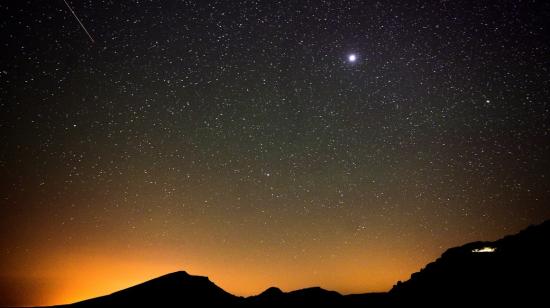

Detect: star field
1,0,549,306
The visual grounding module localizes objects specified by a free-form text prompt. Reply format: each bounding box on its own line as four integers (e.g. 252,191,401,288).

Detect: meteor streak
62,0,95,43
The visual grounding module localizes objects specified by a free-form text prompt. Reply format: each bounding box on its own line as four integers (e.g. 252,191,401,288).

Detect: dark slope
390,220,550,306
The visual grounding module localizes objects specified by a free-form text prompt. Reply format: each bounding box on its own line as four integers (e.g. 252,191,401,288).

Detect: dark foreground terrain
19,220,550,307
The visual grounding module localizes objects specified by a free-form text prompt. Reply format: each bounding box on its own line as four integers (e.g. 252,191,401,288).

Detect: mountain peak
69,270,239,307
158,270,190,278
172,270,189,275
259,286,283,296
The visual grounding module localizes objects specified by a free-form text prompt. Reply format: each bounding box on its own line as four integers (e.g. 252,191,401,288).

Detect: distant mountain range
31,220,550,307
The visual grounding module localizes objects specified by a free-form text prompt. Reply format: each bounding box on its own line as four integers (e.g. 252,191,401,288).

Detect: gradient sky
1,0,550,306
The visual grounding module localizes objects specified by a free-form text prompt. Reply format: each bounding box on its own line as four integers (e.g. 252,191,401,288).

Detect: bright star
348,54,357,62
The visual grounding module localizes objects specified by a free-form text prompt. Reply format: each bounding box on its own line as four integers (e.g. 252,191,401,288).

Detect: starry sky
1,0,549,306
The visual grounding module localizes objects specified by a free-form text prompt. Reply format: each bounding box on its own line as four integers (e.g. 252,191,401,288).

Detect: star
348,54,357,62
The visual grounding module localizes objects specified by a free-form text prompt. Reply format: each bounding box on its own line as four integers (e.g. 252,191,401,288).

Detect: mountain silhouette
246,286,343,307
35,220,549,307
53,271,241,307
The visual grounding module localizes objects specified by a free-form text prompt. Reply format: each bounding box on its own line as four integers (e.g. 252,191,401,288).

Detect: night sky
1,0,549,306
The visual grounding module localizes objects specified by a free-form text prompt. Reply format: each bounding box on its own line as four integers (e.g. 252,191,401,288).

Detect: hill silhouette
53,271,241,307
32,220,549,307
245,286,343,307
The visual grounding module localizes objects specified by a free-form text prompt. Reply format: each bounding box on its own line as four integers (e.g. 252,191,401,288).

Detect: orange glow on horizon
3,241,427,306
